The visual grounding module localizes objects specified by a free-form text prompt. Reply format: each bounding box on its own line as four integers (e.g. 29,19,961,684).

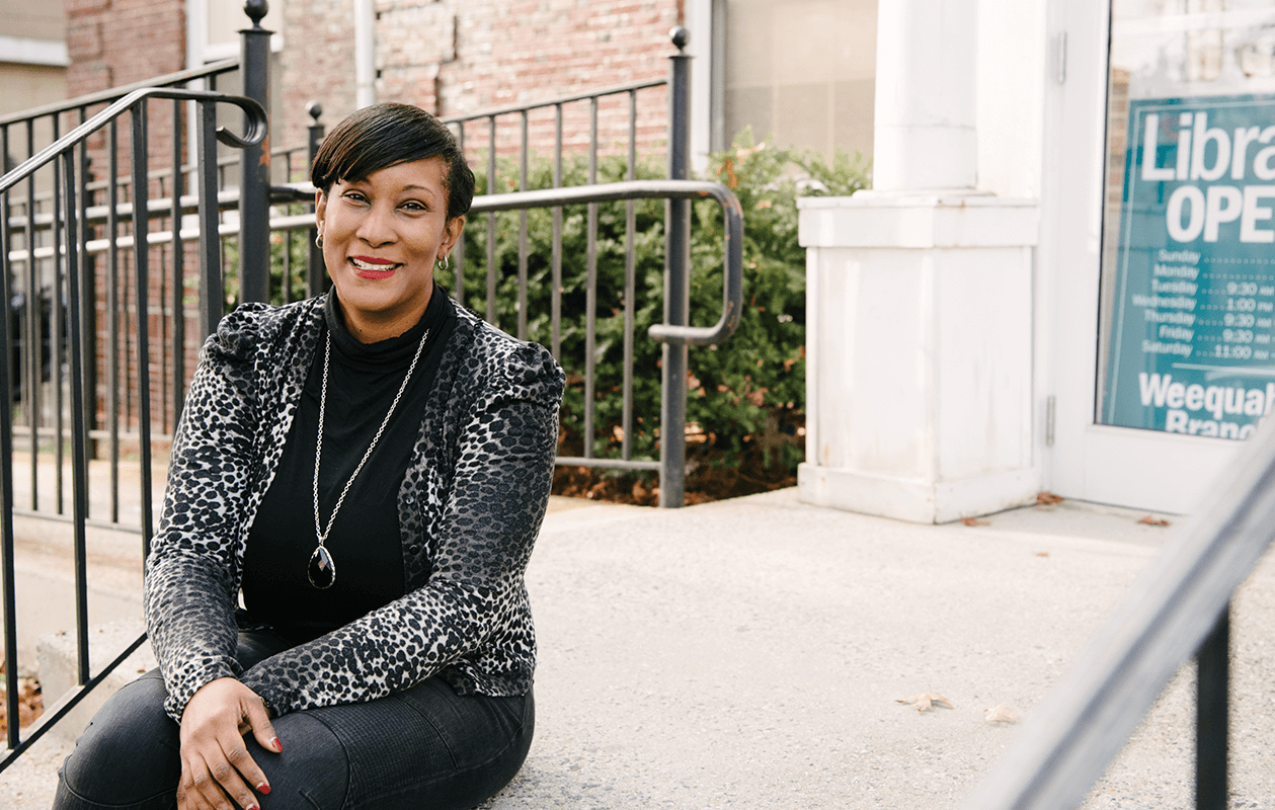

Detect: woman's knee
57,670,181,807
249,712,349,809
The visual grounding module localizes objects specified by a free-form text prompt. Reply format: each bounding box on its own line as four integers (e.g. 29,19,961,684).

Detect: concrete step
0,491,631,809
36,619,157,745
5,514,146,672
0,621,158,810
3,450,160,672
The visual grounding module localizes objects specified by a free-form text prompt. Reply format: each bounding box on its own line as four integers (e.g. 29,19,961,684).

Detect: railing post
77,113,98,471
170,99,186,423
306,101,326,298
660,26,691,508
130,100,155,557
1196,603,1230,810
196,101,224,341
0,170,20,752
238,0,272,304
61,149,91,687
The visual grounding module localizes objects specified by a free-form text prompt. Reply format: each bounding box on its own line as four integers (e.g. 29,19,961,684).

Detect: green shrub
440,130,869,484
243,131,870,494
219,207,313,309
685,131,868,473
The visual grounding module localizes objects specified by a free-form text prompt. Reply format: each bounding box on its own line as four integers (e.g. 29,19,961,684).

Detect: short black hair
311,103,475,221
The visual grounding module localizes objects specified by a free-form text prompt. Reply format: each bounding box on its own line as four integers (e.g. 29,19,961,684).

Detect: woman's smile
350,256,401,278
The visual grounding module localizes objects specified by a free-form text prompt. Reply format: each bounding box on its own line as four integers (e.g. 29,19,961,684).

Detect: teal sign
1103,94,1275,440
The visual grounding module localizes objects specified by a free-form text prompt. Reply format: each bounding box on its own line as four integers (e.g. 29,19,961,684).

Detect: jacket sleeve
238,339,564,715
144,307,269,723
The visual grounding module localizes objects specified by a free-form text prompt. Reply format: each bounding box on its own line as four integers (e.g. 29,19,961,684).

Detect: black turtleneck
241,284,457,644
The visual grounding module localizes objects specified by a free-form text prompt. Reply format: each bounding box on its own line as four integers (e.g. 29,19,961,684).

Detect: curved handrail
473,180,743,347
0,88,268,195
275,178,745,347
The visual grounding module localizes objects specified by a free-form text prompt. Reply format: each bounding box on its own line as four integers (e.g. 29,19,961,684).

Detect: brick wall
65,0,190,439
66,0,185,97
278,0,682,168
279,0,360,160
64,0,683,170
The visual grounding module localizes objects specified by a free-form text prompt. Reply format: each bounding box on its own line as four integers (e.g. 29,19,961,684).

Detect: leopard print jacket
144,294,564,723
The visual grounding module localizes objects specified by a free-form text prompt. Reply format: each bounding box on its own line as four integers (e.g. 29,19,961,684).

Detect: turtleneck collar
323,284,445,366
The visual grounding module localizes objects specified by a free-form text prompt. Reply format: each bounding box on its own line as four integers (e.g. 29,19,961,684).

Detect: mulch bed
552,449,797,506
0,661,43,736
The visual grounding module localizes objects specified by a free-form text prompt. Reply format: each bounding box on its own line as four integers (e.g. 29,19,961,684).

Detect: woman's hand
177,677,282,810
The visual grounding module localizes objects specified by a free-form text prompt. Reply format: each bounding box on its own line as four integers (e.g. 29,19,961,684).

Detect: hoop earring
437,254,450,272
315,232,324,248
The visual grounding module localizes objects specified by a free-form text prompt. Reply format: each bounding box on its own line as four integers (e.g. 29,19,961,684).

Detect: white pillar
872,0,977,192
797,0,1043,523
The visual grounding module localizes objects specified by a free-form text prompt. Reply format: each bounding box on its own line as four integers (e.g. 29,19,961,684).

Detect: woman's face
315,156,464,342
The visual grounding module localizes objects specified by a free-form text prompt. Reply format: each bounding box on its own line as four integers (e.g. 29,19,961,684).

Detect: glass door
1044,0,1275,512
1098,0,1275,441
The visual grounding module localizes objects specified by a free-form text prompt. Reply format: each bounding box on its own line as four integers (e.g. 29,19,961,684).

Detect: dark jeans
52,631,534,810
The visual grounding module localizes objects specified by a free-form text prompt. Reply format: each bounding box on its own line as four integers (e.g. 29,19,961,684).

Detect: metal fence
1,57,239,528
278,31,716,505
0,84,268,766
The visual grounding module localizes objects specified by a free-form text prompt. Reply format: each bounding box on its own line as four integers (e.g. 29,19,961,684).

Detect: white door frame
1040,0,1242,514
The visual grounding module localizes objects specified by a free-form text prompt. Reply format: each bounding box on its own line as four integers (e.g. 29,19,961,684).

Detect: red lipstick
349,256,399,280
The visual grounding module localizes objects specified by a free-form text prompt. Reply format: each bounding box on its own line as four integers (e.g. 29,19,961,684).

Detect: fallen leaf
1037,491,1064,505
1138,515,1170,526
982,705,1019,726
896,692,954,712
962,517,989,526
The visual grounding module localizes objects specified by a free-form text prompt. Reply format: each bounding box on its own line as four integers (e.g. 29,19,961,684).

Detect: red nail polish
258,783,271,795
272,737,283,752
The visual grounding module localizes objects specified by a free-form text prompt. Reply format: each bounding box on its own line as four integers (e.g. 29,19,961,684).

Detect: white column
797,0,1044,524
686,0,714,175
872,0,977,192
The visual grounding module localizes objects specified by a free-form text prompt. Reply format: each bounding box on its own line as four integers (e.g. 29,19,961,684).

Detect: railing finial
307,101,323,122
670,26,688,52
244,0,268,28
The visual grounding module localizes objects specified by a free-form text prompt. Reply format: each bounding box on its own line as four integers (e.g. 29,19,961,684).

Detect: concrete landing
4,489,1274,809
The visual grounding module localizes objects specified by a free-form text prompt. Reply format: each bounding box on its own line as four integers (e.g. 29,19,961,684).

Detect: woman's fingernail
258,783,271,795
272,737,283,752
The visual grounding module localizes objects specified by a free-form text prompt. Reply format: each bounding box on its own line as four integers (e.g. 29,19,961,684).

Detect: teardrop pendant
307,545,336,589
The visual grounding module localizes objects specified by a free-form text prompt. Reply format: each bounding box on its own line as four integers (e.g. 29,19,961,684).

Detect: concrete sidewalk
4,489,1274,809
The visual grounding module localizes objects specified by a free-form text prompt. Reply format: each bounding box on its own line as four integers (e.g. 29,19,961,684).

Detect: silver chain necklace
308,327,429,589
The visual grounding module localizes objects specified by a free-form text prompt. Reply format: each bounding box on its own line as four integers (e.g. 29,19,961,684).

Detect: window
1097,0,1275,441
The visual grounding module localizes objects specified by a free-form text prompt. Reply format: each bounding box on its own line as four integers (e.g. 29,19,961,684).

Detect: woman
54,103,564,810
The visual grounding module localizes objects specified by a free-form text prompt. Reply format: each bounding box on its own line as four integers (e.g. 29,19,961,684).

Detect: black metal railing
6,25,721,539
273,174,743,500
1,57,239,524
0,85,267,768
275,29,713,505
0,5,294,537
962,420,1275,808
442,79,669,494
